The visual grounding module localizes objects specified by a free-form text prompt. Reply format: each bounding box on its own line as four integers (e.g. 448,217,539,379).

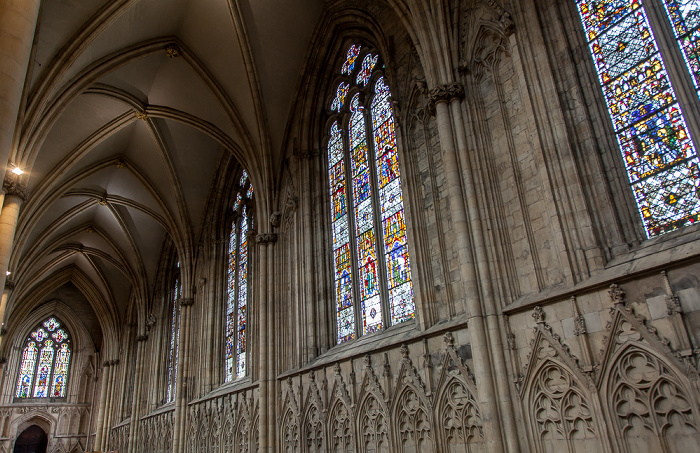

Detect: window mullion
343,118,363,340
364,101,391,329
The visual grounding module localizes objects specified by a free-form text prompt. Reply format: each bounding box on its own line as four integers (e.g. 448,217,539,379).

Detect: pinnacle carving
608,283,625,306
532,306,545,324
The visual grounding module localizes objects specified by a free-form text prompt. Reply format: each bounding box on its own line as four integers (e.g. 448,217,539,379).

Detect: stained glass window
225,170,253,382
166,262,181,403
327,44,415,345
576,0,700,237
15,317,71,398
663,0,700,93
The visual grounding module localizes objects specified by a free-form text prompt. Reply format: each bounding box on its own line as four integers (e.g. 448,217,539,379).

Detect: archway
13,425,47,453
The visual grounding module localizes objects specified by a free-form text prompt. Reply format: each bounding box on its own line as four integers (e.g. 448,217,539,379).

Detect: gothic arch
600,341,700,453
281,400,300,453
326,397,354,453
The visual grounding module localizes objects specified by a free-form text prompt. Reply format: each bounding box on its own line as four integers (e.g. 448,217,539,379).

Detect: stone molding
256,233,278,245
179,297,194,307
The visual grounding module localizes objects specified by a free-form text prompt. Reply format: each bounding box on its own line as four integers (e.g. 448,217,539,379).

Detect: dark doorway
13,425,47,453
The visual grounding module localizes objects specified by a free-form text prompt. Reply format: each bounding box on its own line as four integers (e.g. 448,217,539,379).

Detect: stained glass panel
331,82,350,112
233,193,242,211
240,170,248,187
350,94,383,334
225,218,238,382
236,206,249,379
33,340,54,397
329,120,355,343
167,269,180,403
51,343,70,397
16,318,71,399
663,0,700,93
341,44,361,75
15,342,37,398
357,54,378,86
371,77,414,324
576,0,700,236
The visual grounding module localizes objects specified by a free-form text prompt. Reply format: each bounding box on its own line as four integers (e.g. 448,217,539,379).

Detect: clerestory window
166,261,181,403
327,43,415,344
575,0,700,237
225,170,253,381
15,317,71,398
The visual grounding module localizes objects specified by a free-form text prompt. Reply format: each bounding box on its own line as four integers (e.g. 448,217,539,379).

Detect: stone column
266,237,277,451
429,83,505,453
0,0,41,171
0,175,27,328
128,334,148,453
93,361,112,450
449,94,521,453
172,296,193,453
298,151,317,360
256,232,276,452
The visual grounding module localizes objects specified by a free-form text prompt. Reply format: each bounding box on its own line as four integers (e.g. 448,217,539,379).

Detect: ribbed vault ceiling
8,0,322,350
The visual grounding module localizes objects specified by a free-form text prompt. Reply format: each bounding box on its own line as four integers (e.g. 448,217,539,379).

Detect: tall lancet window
15,317,71,398
166,261,181,403
225,170,253,381
575,0,700,237
662,1,700,94
328,43,414,344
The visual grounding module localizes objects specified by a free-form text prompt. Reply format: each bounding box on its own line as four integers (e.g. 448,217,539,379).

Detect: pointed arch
600,337,700,452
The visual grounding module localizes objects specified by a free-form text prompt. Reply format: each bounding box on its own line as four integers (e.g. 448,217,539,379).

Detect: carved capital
3,173,28,202
102,361,111,368
136,334,148,342
4,280,13,291
179,297,194,307
256,233,278,245
428,82,464,106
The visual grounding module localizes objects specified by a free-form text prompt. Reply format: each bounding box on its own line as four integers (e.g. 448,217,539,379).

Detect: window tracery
226,170,253,382
328,43,415,344
15,317,71,398
576,0,700,237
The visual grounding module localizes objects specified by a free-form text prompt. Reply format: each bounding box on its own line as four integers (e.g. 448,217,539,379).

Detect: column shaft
433,98,505,453
257,240,269,451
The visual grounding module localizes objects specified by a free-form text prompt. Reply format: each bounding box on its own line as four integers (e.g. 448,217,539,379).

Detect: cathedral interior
1,0,700,452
